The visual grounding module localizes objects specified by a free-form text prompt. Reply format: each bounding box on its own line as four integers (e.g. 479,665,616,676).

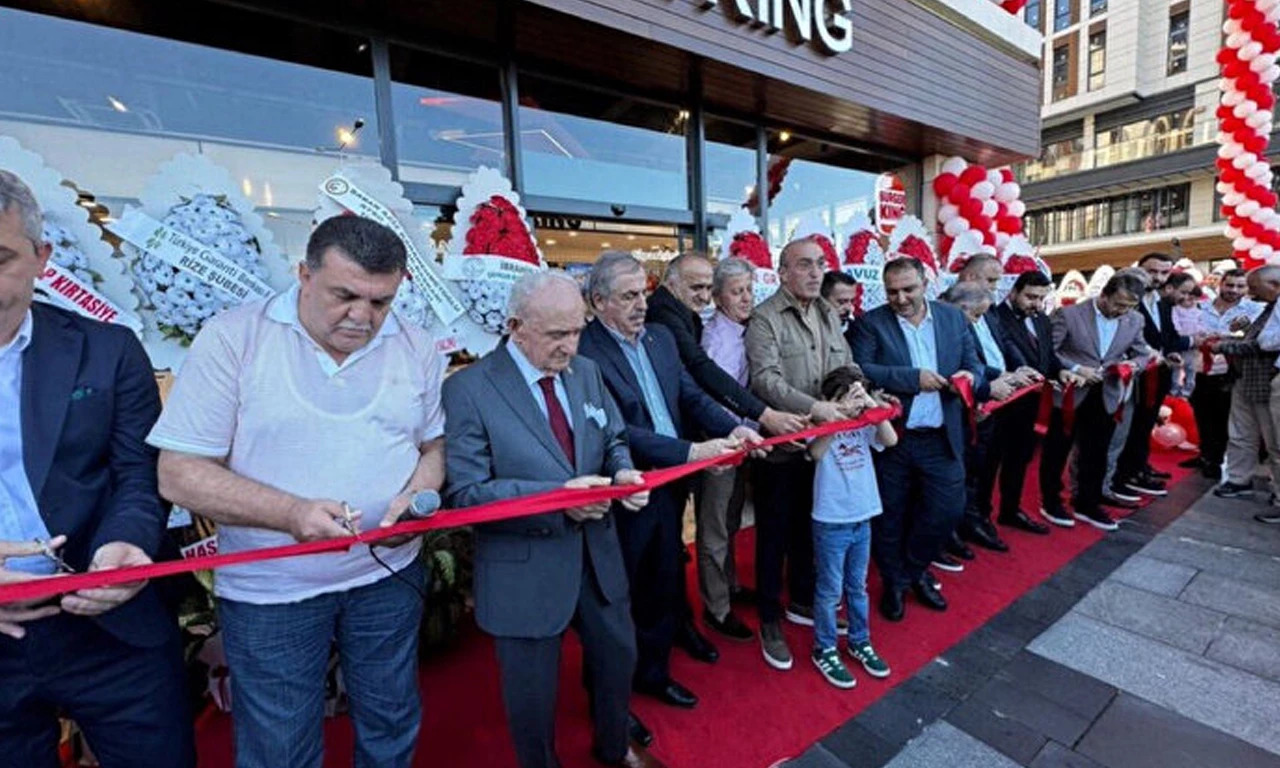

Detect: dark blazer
579,320,739,469
850,301,983,459
645,286,768,421
995,301,1060,379
967,309,1028,389
442,345,633,638
23,302,170,648
1139,295,1192,354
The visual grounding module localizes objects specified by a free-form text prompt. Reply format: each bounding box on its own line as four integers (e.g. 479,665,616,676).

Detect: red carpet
195,448,1193,768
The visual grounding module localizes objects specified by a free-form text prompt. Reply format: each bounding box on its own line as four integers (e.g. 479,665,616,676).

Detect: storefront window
1026,184,1190,246
705,117,759,219
390,48,503,188
517,76,688,211
762,134,880,250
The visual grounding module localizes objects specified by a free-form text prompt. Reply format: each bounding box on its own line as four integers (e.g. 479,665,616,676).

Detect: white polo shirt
148,285,446,604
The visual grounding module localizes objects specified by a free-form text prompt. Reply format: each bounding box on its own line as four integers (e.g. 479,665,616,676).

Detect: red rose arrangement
810,234,840,272
844,230,877,316
895,234,940,278
1003,254,1042,275
730,231,773,270
464,195,539,265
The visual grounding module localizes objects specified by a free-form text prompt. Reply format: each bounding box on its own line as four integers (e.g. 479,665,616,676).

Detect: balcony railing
1016,120,1216,183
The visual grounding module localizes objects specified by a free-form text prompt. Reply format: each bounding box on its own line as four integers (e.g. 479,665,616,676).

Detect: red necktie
538,377,575,468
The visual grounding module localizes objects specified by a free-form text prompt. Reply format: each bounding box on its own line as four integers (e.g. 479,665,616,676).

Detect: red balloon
1229,2,1250,20
1165,396,1200,446
938,235,955,256
996,216,1022,234
933,172,959,198
1219,48,1240,66
972,215,993,233
1225,60,1248,79
981,229,998,247
959,166,988,187
1241,9,1265,33
1265,190,1278,207
1000,169,1015,184
1259,91,1277,111
1235,126,1259,145
1244,220,1264,239
948,183,972,206
1222,116,1245,135
1217,105,1235,122
1222,205,1237,220
996,202,1009,218
960,198,984,219
1247,134,1269,154
1222,167,1244,185
1236,70,1262,91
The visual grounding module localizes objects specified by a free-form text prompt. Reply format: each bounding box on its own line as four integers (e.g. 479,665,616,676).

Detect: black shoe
628,712,653,747
729,585,758,605
924,570,943,592
1100,493,1141,510
1039,506,1076,528
636,678,698,709
1106,485,1143,503
911,578,948,611
1073,507,1118,532
675,621,719,664
961,519,1009,551
1256,512,1280,525
1144,465,1172,481
930,554,965,573
998,510,1051,536
946,534,976,561
1124,476,1167,497
703,609,753,642
1178,456,1205,469
1214,481,1254,499
879,587,906,622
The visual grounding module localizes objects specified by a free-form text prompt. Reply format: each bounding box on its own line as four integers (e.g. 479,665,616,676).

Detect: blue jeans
218,560,426,768
812,520,872,650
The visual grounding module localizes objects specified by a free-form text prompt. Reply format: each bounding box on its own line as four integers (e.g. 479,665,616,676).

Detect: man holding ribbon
0,170,194,768
150,216,445,768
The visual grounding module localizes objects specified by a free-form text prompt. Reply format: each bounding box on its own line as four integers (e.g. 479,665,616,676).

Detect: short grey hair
958,254,1000,279
940,280,992,314
1115,266,1151,287
584,251,644,305
507,269,581,319
663,251,712,286
0,170,43,242
713,257,755,297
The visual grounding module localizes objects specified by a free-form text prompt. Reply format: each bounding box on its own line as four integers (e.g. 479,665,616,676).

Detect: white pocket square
584,403,607,428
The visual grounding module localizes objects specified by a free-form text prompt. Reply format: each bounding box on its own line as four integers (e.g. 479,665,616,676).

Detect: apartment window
1088,28,1106,91
1052,43,1072,101
1090,0,1107,15
1025,184,1190,246
1026,0,1043,31
1168,9,1189,75
1053,0,1075,32
1093,109,1194,166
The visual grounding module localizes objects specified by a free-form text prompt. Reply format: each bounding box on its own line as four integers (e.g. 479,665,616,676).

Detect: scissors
35,537,75,574
340,503,360,536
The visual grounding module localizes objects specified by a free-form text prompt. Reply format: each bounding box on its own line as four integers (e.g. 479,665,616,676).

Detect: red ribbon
1199,342,1216,376
978,381,1044,417
1107,362,1136,424
0,406,901,606
1141,358,1161,406
949,374,978,441
1033,381,1055,436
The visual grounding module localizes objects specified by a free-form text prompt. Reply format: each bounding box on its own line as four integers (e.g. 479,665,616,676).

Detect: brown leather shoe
594,744,668,767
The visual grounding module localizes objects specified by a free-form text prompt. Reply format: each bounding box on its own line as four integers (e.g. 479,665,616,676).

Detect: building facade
1015,0,1234,273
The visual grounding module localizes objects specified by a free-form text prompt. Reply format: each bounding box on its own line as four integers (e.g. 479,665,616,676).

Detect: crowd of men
1,164,1277,768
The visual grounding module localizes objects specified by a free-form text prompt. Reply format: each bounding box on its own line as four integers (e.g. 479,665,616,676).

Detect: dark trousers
873,429,966,590
1116,369,1171,481
496,558,636,768
753,456,815,623
1040,390,1116,515
615,483,684,688
0,613,194,768
986,397,1043,518
963,415,999,524
1190,373,1233,467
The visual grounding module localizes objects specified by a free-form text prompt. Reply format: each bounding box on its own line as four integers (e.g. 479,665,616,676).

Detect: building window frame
1088,25,1106,91
1167,7,1190,76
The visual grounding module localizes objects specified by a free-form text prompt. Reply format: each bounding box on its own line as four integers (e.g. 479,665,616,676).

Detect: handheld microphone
406,489,442,519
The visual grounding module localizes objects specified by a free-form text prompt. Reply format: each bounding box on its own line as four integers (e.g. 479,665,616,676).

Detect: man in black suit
1114,253,1192,498
579,252,763,710
821,270,858,337
0,171,194,766
992,271,1079,537
443,271,660,768
850,257,982,620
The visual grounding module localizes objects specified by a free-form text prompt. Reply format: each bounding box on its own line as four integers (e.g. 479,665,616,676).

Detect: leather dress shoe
594,744,668,767
675,621,719,663
962,520,1009,552
628,712,653,747
911,578,948,611
1101,493,1140,510
637,678,698,709
1144,465,1172,481
703,608,753,642
947,533,976,561
879,587,906,621
999,509,1050,535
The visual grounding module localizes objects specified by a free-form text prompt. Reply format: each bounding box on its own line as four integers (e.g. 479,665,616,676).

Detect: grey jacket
1051,298,1153,414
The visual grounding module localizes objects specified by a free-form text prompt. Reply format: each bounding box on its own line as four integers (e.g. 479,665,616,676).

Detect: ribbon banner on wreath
37,262,143,332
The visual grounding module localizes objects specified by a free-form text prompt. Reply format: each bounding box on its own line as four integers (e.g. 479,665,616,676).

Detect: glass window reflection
1025,183,1190,246
763,133,880,249
705,117,759,219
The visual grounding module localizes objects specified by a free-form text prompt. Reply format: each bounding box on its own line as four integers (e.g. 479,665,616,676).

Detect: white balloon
1251,54,1276,73
1236,236,1258,251
1217,181,1233,195
1268,4,1280,23
1251,245,1274,261
972,181,996,200
995,233,1011,251
943,217,971,238
1225,191,1246,207
1265,65,1280,82
1225,18,1243,36
986,170,1003,188
1226,225,1243,240
1252,207,1273,224
1007,200,1026,218
994,182,1019,203
1260,0,1280,14
1235,100,1260,119
1234,152,1259,170
938,203,959,223
1239,199,1262,217
982,199,999,218
1224,90,1246,107
1240,42,1265,62
941,156,968,176
1220,142,1245,159
1228,31,1250,49
1247,162,1271,179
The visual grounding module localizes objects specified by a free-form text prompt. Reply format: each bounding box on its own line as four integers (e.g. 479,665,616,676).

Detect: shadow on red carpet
196,448,1193,768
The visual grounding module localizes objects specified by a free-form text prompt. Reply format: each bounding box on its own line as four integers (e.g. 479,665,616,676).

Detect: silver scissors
35,537,75,574
340,503,360,536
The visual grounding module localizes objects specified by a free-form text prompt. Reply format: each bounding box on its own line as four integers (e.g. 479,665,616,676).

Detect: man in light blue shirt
0,309,56,575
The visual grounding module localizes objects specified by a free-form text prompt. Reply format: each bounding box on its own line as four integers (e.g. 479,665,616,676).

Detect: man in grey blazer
443,271,661,768
1040,273,1153,532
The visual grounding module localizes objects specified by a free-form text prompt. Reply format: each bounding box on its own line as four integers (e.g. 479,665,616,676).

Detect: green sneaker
811,647,856,689
847,641,891,678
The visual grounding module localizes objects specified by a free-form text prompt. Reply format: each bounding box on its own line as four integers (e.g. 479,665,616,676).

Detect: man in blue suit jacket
850,257,981,621
0,171,193,767
579,252,762,710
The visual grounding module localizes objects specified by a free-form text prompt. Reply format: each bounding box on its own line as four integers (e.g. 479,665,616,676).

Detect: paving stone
911,655,991,702
1180,570,1280,629
883,721,1024,768
1107,554,1198,597
1139,534,1280,589
1005,582,1081,627
850,696,929,748
973,678,1093,746
960,624,1025,662
1029,741,1107,768
821,719,899,768
1077,693,1280,768
985,607,1053,644
994,651,1116,722
1165,513,1280,558
1029,612,1280,755
881,675,962,722
1206,616,1280,682
784,743,851,768
946,695,1049,764
1073,581,1227,654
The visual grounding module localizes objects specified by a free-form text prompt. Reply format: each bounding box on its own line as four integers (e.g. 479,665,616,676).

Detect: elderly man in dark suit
1041,272,1153,532
579,252,762,710
443,271,659,768
0,171,194,767
850,257,981,621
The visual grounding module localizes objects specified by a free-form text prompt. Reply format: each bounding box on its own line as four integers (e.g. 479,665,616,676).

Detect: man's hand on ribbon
758,408,810,438
613,470,649,512
287,498,362,542
949,370,975,392
919,369,949,392
989,376,1016,401
563,476,614,521
61,542,151,618
1073,366,1104,385
729,425,770,460
0,538,65,639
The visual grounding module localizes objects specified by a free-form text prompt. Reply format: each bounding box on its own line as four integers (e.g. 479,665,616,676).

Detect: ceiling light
568,231,578,237
601,242,612,248
337,127,357,146
779,130,792,142
107,96,128,113
627,234,636,240
546,238,557,245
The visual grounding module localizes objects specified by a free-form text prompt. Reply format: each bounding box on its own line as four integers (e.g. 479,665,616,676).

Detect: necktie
538,377,575,467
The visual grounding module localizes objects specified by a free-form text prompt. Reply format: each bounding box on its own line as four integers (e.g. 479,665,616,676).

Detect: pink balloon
1151,423,1187,450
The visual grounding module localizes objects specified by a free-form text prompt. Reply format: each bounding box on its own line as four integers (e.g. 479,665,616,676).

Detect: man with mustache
151,216,445,767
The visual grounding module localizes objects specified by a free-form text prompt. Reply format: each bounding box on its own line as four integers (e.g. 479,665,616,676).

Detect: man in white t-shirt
148,216,445,768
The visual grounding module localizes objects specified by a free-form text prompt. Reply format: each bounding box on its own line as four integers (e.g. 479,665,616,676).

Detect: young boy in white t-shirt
807,366,898,689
